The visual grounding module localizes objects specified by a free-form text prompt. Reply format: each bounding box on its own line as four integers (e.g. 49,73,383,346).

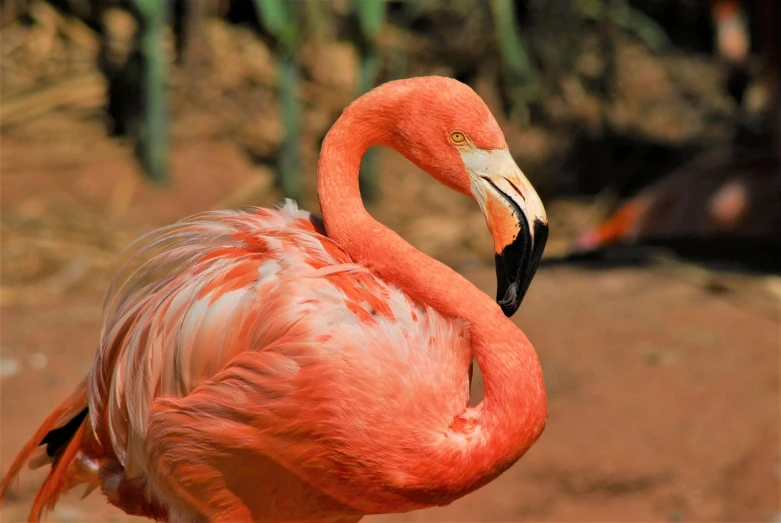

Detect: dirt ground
1,128,779,522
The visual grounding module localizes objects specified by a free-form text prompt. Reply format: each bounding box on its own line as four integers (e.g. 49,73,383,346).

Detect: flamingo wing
85,200,472,520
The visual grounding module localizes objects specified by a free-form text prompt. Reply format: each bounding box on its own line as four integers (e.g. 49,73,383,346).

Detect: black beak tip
495,219,549,318
497,282,520,318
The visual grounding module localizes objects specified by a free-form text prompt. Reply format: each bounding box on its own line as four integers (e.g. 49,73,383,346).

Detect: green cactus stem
131,0,169,184
353,0,386,202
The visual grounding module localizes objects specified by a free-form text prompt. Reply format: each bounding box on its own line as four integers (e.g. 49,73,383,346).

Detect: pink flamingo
1,76,549,523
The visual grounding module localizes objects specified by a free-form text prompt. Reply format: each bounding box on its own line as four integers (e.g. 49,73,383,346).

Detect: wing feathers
87,201,426,473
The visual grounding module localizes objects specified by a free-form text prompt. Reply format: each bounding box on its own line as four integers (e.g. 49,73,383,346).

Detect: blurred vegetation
353,0,386,201
0,0,775,203
130,0,169,183
252,0,306,200
1,0,779,304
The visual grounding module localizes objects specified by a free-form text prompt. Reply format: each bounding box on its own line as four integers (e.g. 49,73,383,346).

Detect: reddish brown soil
1,135,779,523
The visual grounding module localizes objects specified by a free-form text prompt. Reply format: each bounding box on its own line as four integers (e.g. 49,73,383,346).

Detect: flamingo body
1,76,549,523
99,201,475,520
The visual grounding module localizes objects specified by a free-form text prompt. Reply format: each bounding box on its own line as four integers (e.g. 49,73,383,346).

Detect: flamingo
0,76,549,523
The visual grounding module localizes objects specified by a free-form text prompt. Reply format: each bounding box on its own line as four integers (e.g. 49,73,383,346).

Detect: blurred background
1,0,779,521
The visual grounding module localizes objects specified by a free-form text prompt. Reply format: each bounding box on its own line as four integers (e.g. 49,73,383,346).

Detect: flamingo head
382,77,549,317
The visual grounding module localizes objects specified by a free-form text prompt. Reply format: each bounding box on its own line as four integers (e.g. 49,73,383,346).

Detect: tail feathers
1,378,94,522
28,421,89,522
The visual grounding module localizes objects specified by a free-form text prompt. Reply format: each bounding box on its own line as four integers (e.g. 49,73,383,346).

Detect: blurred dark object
710,0,780,149
753,0,781,157
99,0,170,182
572,152,781,273
99,3,141,138
568,0,780,274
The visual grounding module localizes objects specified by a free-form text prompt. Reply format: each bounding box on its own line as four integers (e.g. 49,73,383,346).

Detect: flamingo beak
461,149,548,317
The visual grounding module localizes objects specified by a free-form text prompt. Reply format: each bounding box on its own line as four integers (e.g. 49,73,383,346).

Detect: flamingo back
86,200,473,506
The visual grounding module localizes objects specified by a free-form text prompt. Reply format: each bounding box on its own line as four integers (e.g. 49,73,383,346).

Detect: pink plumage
1,76,549,523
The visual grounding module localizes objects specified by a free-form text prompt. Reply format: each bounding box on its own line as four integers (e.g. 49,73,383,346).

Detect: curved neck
317,96,547,496
317,103,491,325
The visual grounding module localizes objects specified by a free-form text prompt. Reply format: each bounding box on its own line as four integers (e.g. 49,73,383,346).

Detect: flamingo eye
450,131,466,144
